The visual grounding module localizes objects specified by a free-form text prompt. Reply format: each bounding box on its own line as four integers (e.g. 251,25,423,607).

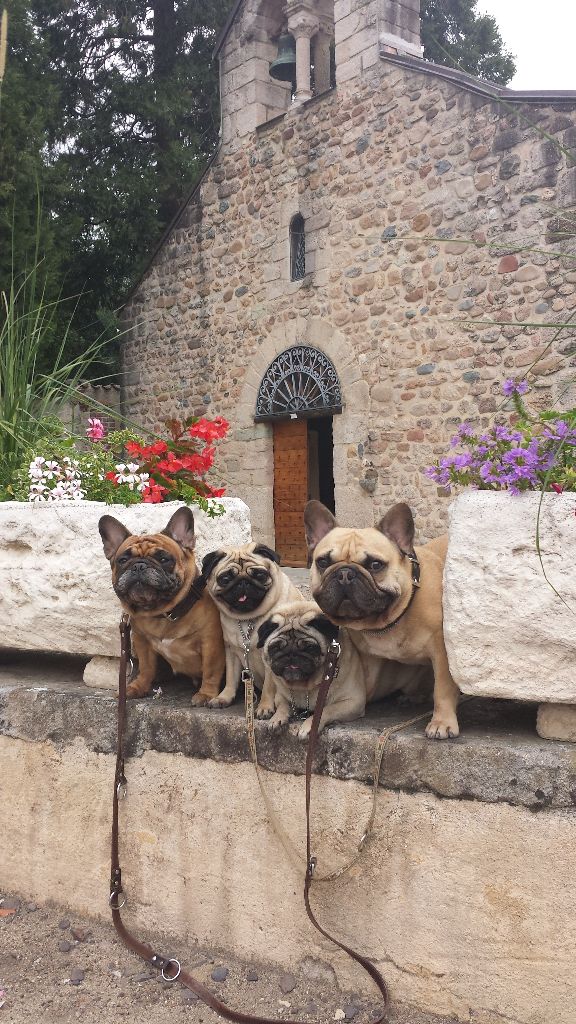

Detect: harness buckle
241,669,253,685
308,856,317,878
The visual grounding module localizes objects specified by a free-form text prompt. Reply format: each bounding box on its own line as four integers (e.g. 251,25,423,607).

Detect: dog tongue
238,595,247,603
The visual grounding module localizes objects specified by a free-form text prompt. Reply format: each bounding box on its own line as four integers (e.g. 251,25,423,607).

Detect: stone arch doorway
255,345,342,566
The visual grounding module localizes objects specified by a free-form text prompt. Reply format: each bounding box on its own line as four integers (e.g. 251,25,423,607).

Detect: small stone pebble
71,927,88,942
135,972,152,983
69,968,85,986
246,969,259,982
279,973,297,994
58,940,72,953
211,966,229,982
58,919,70,930
344,1006,360,1021
301,1001,318,1015
26,903,38,913
2,898,20,911
334,1011,346,1021
182,991,199,1003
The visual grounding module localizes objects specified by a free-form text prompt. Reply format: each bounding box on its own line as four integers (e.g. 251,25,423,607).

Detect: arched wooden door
255,346,341,567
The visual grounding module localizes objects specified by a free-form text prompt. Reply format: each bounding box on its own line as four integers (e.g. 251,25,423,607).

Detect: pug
99,506,225,704
304,500,460,739
201,543,305,716
256,600,368,740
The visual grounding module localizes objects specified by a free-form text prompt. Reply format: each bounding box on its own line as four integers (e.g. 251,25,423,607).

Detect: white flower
126,462,140,474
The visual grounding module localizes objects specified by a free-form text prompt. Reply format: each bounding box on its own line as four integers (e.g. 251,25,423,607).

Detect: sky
478,0,576,90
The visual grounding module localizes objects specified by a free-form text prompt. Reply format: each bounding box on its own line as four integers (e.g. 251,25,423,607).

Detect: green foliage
0,252,116,491
421,0,516,85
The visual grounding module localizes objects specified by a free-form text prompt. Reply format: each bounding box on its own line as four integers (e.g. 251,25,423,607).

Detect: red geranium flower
105,471,119,483
126,441,143,457
141,440,168,459
142,482,169,504
188,416,229,442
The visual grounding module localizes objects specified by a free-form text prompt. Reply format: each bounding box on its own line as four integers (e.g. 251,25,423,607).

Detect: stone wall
123,55,576,544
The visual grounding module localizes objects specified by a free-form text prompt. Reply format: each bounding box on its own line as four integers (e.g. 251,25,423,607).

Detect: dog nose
337,566,357,586
131,560,148,574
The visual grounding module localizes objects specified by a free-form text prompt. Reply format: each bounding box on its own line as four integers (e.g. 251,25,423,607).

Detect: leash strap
110,615,308,1024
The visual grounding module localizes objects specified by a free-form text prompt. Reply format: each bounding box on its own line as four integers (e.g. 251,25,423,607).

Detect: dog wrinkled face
202,543,281,616
257,608,338,686
99,507,196,613
304,500,416,626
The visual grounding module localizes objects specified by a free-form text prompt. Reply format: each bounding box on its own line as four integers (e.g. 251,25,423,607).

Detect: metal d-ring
161,958,181,982
116,780,127,800
109,891,127,910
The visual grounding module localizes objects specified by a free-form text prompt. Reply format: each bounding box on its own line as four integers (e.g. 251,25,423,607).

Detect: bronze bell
269,33,296,83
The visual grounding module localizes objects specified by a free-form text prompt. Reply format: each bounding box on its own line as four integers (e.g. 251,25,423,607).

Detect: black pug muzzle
217,572,271,613
315,563,396,621
114,560,182,611
268,631,323,684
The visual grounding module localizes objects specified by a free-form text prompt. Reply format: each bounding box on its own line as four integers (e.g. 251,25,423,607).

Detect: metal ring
109,891,126,910
161,958,181,982
116,781,127,800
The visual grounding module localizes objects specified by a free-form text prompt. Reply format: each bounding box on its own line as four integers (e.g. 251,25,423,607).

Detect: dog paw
206,694,234,709
255,704,275,720
268,710,289,731
425,713,460,740
191,691,211,707
289,717,315,741
126,681,151,699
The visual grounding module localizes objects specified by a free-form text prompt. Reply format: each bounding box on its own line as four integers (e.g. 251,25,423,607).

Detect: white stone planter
444,492,576,720
0,500,251,675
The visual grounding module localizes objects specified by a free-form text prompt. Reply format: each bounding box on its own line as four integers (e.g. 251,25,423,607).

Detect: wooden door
273,418,308,567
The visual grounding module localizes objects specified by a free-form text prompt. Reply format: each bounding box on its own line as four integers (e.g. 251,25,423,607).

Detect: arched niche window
290,214,306,281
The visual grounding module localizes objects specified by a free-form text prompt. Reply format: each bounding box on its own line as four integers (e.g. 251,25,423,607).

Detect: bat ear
253,544,281,565
308,616,339,642
376,503,415,555
202,549,226,578
256,617,279,649
98,516,131,561
162,507,196,551
304,500,336,554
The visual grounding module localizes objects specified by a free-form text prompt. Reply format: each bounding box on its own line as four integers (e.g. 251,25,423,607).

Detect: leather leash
110,614,309,1024
243,638,389,1020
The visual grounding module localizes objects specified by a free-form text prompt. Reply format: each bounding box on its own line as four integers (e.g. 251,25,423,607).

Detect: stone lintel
1,654,575,811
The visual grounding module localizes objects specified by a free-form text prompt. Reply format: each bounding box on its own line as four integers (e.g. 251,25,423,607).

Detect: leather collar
156,573,208,622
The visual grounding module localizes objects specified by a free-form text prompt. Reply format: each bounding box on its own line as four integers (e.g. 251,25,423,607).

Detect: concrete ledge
1,651,575,811
2,652,576,1024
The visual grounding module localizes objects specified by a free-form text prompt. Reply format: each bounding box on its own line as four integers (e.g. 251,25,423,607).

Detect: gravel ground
0,893,456,1024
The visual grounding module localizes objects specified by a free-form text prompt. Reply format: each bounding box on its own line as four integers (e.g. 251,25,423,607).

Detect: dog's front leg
208,647,241,707
193,637,227,707
425,642,460,740
255,667,276,720
126,630,158,698
267,690,291,731
291,694,366,741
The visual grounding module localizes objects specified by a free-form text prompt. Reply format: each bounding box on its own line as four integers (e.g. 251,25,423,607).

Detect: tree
421,0,516,86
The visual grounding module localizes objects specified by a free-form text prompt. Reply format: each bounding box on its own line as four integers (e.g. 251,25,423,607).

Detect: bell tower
214,0,421,143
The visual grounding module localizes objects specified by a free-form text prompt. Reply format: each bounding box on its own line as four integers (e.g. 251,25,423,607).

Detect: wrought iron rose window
255,346,342,421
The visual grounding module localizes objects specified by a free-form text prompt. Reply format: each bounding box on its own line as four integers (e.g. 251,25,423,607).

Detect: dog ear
98,515,132,561
162,506,195,551
308,616,339,642
201,549,226,578
256,617,279,649
253,543,281,565
304,500,337,554
376,503,415,555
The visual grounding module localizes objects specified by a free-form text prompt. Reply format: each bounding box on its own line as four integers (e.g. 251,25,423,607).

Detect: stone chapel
122,0,576,566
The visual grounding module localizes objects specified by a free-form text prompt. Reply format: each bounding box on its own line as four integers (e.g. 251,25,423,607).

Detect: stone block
83,655,119,690
537,703,576,742
444,492,576,703
0,500,251,659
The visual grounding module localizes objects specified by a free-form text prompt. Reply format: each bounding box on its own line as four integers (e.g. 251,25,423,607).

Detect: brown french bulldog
99,506,225,704
304,500,461,739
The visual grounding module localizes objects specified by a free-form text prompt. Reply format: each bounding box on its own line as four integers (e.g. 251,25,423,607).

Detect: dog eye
369,559,386,573
316,556,331,571
250,568,269,582
217,570,236,585
117,554,130,566
155,551,173,565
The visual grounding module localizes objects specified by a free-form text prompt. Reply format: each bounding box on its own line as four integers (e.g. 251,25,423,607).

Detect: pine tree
421,0,516,86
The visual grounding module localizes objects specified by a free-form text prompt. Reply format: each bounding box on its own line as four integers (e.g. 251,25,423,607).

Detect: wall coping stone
2,652,575,812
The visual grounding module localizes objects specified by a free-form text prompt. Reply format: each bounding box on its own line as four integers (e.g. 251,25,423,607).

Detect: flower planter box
0,500,251,677
444,492,576,731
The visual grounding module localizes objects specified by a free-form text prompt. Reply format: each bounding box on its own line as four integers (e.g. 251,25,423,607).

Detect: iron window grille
255,345,342,421
290,214,306,281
